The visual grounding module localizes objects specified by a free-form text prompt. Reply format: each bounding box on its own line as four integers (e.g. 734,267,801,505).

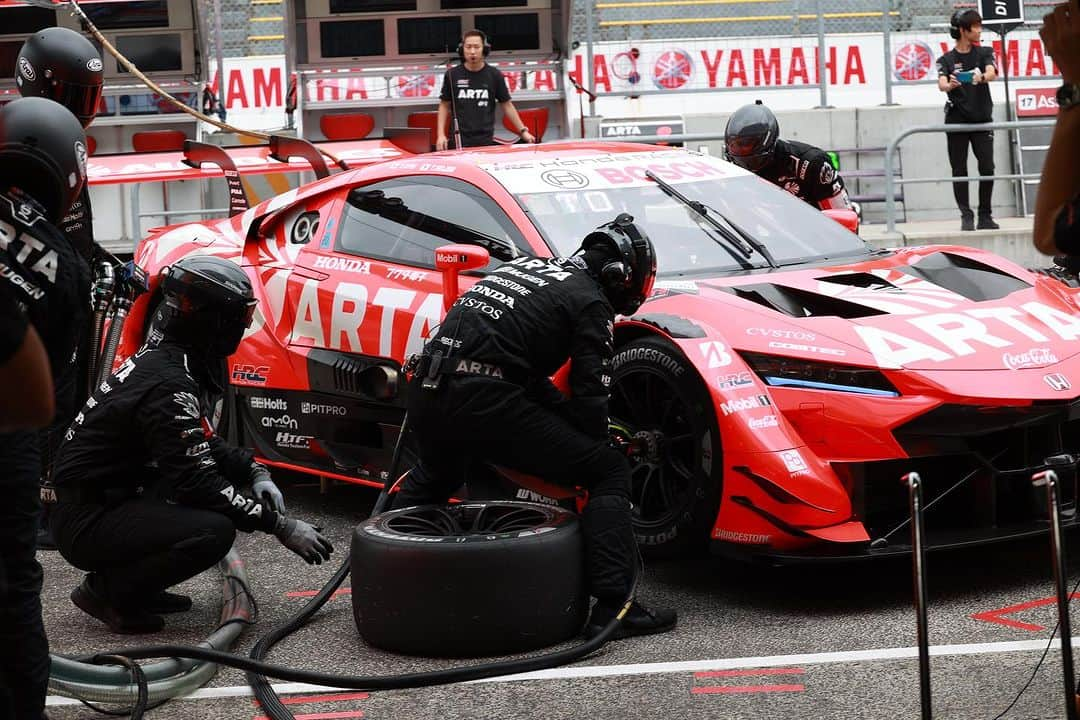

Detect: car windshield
498,153,871,275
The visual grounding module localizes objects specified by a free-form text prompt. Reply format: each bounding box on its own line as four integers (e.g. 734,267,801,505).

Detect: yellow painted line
599,11,898,25
598,0,777,7
251,15,283,21
248,34,286,41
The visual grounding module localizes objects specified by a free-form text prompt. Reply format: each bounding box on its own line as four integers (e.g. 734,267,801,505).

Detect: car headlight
740,351,900,397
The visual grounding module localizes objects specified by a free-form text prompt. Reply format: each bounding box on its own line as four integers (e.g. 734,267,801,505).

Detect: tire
610,337,722,558
351,501,587,657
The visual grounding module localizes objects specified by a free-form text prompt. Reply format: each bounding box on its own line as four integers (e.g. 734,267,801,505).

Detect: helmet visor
54,80,103,124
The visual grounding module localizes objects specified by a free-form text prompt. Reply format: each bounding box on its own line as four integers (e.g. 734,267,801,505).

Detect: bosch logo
540,170,589,189
18,57,34,82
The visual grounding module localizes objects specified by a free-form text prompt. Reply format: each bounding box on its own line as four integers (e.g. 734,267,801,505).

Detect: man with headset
394,214,677,641
436,29,536,150
937,9,1000,231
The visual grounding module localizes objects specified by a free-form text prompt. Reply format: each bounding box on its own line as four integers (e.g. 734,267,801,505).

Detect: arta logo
893,42,934,81
540,170,589,189
1002,347,1058,370
1045,373,1071,391
653,50,694,90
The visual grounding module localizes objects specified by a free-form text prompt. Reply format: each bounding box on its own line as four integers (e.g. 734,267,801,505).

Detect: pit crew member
49,256,332,634
394,214,677,640
724,100,854,212
0,96,90,720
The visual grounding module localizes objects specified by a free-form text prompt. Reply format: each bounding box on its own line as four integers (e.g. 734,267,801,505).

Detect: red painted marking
694,668,804,678
692,684,805,694
971,593,1080,632
253,693,369,706
254,712,364,720
285,588,352,599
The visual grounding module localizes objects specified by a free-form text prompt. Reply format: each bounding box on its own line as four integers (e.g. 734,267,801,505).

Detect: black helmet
16,27,103,127
0,96,87,224
158,256,256,358
724,100,779,173
579,213,657,316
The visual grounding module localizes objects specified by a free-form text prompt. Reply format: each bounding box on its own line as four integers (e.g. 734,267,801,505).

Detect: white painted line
45,635,1075,706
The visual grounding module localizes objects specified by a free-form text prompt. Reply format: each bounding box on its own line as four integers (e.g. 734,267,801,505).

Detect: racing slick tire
350,501,588,657
610,337,722,559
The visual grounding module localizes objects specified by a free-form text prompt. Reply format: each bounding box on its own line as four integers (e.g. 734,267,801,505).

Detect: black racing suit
756,138,852,211
48,340,282,609
394,255,637,606
0,188,88,719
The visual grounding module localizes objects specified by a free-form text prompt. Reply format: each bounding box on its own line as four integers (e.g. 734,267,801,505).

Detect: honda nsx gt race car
113,141,1080,560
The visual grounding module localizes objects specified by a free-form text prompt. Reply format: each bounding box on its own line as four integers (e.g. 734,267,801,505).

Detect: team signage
600,117,685,141
979,0,1024,25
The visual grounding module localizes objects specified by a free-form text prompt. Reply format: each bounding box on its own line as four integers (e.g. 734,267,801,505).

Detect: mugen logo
232,365,269,384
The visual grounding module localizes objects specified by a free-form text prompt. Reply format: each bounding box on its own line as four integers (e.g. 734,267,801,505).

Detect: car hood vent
724,283,888,319
895,251,1028,301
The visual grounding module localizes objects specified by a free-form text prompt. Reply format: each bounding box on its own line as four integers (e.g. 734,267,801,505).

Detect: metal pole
212,0,226,123
815,0,828,108
585,0,596,118
882,0,894,106
1033,468,1079,720
997,26,1022,217
904,471,932,720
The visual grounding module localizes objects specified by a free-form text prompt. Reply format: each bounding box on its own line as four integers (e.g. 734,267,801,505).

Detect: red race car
112,140,1080,561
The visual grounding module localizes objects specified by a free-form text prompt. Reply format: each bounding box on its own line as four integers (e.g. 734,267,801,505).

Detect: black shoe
960,214,975,231
977,215,1000,230
584,601,677,641
71,578,164,634
147,591,193,615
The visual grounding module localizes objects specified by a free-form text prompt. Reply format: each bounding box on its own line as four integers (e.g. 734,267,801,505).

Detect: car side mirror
822,208,859,234
435,244,490,314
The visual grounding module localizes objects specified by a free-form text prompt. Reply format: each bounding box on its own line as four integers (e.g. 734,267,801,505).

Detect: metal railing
883,119,1057,233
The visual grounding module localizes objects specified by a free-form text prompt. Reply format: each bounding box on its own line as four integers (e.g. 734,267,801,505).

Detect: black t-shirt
429,256,614,439
439,63,512,147
757,139,847,206
936,46,996,123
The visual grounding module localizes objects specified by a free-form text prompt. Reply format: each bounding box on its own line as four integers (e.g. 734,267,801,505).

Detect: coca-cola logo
1002,347,1058,370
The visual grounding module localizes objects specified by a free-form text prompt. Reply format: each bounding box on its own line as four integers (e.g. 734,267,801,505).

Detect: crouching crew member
724,101,854,212
394,214,677,640
0,96,90,720
49,256,332,634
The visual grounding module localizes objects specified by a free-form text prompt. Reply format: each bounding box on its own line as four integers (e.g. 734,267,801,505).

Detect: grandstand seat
131,130,187,153
320,113,376,141
407,111,444,149
503,107,549,141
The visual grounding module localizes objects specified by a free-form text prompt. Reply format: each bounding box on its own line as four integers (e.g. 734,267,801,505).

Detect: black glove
273,517,334,565
250,463,286,515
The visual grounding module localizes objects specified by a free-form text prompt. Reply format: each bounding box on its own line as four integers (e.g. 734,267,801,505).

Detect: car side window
335,176,528,268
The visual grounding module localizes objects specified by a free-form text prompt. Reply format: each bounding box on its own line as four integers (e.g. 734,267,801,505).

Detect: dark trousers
946,128,995,216
394,375,637,605
50,498,236,607
0,432,49,720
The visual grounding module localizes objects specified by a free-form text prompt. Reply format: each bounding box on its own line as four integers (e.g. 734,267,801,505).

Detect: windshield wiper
645,170,778,269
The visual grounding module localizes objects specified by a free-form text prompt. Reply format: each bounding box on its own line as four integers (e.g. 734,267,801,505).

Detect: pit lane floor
39,478,1080,720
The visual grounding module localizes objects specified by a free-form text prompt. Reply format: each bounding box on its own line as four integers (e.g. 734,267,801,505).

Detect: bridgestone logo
613,347,684,376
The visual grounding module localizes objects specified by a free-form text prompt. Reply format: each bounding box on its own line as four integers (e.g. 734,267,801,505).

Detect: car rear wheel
610,338,722,558
351,501,588,657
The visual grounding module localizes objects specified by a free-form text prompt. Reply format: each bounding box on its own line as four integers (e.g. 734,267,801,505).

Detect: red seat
407,111,444,149
86,135,97,156
131,130,187,153
319,113,375,141
503,107,549,141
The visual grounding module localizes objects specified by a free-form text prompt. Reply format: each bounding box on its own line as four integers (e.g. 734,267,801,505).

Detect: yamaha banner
979,0,1024,25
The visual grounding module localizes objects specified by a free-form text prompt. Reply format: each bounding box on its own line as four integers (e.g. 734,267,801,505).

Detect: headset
579,213,656,316
949,9,980,39
457,29,492,61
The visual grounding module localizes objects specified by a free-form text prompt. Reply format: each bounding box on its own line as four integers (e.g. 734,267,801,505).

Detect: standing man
724,101,854,211
394,215,677,641
0,96,90,720
435,30,536,150
937,9,1000,231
